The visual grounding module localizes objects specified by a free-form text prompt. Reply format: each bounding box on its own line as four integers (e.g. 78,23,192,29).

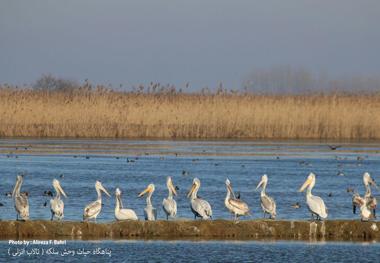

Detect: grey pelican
352,193,373,221
138,184,157,221
83,181,111,222
50,179,67,221
224,178,249,220
256,174,277,219
115,188,138,221
12,174,29,220
162,176,177,220
187,178,212,220
299,173,328,220
353,172,377,217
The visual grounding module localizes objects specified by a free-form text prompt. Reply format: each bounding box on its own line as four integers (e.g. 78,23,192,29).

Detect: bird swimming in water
138,184,157,221
162,176,177,220
299,173,328,220
12,174,29,221
256,174,277,219
187,178,212,220
115,188,138,221
83,181,111,222
50,179,67,221
224,179,249,221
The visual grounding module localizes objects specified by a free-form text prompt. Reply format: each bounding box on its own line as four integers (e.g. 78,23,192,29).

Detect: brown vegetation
0,84,379,139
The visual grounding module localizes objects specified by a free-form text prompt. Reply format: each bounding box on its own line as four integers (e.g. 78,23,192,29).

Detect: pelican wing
116,209,138,221
15,195,29,219
228,199,249,214
163,198,177,217
84,200,101,219
50,198,64,217
307,195,328,218
261,195,276,214
192,198,212,218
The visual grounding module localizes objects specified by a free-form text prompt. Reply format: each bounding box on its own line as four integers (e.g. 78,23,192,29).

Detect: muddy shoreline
0,220,379,241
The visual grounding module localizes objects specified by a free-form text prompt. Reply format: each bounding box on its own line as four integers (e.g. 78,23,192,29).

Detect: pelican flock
138,183,157,221
115,188,138,221
256,174,277,219
83,181,111,222
187,178,212,219
12,174,29,221
299,173,328,220
50,179,67,221
3,170,377,222
162,176,177,220
224,179,249,220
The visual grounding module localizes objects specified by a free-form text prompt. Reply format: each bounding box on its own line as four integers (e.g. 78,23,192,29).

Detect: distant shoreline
1,87,379,140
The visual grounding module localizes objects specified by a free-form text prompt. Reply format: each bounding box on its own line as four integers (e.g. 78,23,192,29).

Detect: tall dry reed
0,87,379,139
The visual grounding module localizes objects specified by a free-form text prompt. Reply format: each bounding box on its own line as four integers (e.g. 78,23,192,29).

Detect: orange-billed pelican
299,173,328,220
353,172,377,217
50,179,67,221
187,178,212,220
352,193,373,221
12,174,29,220
162,176,177,220
256,174,277,219
83,181,111,222
224,179,249,220
138,184,157,221
115,188,138,221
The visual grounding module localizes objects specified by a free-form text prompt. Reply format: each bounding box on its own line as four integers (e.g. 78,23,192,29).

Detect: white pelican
256,174,277,219
83,181,111,222
115,188,138,221
162,176,177,220
224,179,249,220
50,179,67,221
352,172,378,217
138,184,157,221
352,193,372,221
12,174,29,220
299,173,328,220
187,178,212,220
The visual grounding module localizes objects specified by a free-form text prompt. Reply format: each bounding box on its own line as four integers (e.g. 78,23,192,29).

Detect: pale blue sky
1,0,379,89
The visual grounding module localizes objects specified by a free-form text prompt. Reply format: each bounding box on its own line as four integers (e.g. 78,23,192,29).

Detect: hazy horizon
1,0,380,90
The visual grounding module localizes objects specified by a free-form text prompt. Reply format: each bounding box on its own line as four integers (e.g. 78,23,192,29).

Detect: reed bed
0,87,379,139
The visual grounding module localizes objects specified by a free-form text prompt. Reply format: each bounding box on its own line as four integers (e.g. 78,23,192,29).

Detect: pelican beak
169,180,177,196
187,183,196,198
100,184,111,197
57,183,67,198
227,183,233,193
256,179,264,190
299,177,312,192
138,186,151,197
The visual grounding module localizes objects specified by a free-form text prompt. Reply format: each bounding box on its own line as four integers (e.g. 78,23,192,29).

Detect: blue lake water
0,139,379,221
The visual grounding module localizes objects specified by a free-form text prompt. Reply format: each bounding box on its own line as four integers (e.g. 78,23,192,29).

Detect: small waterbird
12,174,29,220
138,184,157,221
50,179,67,221
162,176,177,220
256,174,277,219
115,188,138,221
187,178,212,220
352,172,377,217
224,178,249,221
299,173,328,220
83,181,111,222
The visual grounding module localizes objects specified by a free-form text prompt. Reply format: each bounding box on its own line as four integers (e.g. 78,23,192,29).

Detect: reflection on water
0,240,379,262
0,139,379,221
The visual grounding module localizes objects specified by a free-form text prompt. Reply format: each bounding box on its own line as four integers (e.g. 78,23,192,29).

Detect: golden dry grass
0,87,379,139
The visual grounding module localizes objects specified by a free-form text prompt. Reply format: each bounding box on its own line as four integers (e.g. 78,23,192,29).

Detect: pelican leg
353,205,356,214
16,214,18,221
373,209,376,218
263,211,266,219
51,212,54,221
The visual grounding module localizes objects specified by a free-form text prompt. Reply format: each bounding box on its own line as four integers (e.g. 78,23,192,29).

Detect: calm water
0,240,379,262
0,139,379,221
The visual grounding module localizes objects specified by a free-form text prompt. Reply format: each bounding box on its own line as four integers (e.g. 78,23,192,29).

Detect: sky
1,0,379,90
